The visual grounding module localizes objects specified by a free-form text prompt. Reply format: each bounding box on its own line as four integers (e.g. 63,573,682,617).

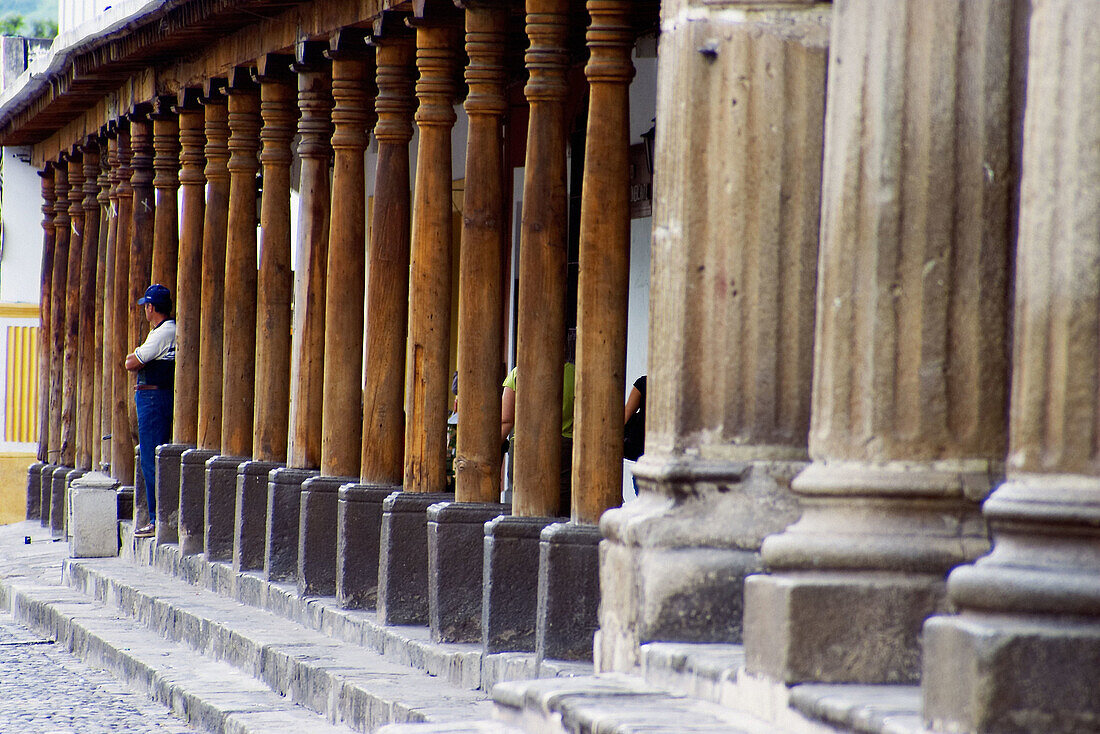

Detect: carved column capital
463,2,508,119
127,110,154,191
81,139,101,214
175,90,206,187
151,98,180,193
413,21,459,128
201,86,230,185
524,0,570,104
39,167,55,229
372,35,416,144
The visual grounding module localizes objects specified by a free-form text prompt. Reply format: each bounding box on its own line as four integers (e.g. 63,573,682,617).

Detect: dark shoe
133,523,155,538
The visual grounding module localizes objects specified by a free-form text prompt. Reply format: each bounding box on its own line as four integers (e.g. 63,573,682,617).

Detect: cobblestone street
0,612,194,733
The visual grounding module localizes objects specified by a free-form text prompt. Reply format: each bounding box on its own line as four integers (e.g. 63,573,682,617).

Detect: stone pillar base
134,445,148,528
298,475,356,597
233,460,282,573
536,522,601,662
116,485,134,523
63,469,88,539
154,443,191,544
744,571,944,684
377,492,454,626
336,483,400,610
482,514,557,654
205,455,247,562
26,462,44,521
264,467,317,582
51,467,78,538
427,501,508,643
179,448,217,555
39,464,56,527
68,472,121,558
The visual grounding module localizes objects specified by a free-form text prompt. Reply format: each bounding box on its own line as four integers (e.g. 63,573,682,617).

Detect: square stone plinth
155,443,191,544
336,483,400,610
264,467,317,582
205,455,248,562
744,571,945,684
233,460,282,573
57,468,85,539
483,515,557,654
923,613,1100,733
26,461,44,521
38,464,56,528
427,501,509,643
377,492,454,626
298,475,356,597
179,448,217,555
537,522,602,662
68,472,120,558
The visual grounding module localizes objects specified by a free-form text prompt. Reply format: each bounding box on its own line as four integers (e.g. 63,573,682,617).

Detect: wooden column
320,35,372,479
59,152,84,469
110,126,135,483
454,1,508,503
361,32,414,485
48,161,69,466
93,140,110,469
197,84,230,452
253,56,296,462
36,167,55,464
221,68,261,459
286,44,332,470
512,0,570,516
403,19,460,494
77,141,101,471
173,91,205,445
128,112,155,367
151,99,180,297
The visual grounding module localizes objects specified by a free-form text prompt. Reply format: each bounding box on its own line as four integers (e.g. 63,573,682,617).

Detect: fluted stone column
265,44,329,583
597,0,827,673
111,125,136,492
338,27,414,611
378,14,459,627
93,142,110,472
28,167,55,521
77,141,101,473
179,83,228,556
743,0,1016,685
206,68,260,562
922,2,1099,731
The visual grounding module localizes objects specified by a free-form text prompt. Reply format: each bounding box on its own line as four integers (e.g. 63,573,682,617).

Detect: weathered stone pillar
206,68,260,562
482,0,569,654
426,0,510,644
234,54,295,574
922,2,1097,730
179,82,227,556
93,141,110,472
264,44,328,583
111,125,136,490
378,12,459,626
77,141,101,474
743,0,1015,685
28,166,55,521
338,23,414,611
298,33,371,598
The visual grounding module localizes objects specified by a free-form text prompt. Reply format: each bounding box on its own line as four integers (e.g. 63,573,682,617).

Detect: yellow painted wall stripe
5,325,39,443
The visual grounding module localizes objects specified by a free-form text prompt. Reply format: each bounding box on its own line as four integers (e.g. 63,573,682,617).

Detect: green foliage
0,12,57,38
0,14,26,36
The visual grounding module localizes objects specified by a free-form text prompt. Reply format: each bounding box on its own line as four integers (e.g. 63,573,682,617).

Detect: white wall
58,0,100,35
0,147,44,304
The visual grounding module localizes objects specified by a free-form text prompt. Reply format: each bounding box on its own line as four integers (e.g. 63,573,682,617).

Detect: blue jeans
134,388,173,519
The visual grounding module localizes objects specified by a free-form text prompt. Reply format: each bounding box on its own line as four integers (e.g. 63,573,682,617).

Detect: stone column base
427,501,508,643
482,514,557,654
265,467,317,582
298,475,356,597
377,492,454,626
50,467,76,538
26,461,44,521
336,483,401,610
536,522,601,662
233,460,282,573
205,455,248,561
116,485,134,523
134,445,148,528
179,448,217,555
68,472,121,557
38,464,56,526
155,443,191,544
744,571,944,684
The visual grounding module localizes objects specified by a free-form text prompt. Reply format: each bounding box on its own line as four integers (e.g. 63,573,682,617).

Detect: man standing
125,284,176,538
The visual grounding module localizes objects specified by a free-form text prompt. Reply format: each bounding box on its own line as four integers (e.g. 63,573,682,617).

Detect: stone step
60,552,495,731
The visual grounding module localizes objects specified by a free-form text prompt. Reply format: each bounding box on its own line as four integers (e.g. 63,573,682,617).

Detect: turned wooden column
252,56,296,463
59,152,84,469
286,46,332,470
77,141,101,471
320,36,372,479
221,69,261,459
745,0,1016,685
361,33,414,485
453,1,508,504
48,162,70,467
151,99,180,297
128,112,155,363
197,85,230,452
571,0,633,523
36,168,55,463
513,0,570,516
93,142,110,469
173,91,205,445
110,126,136,483
404,19,460,494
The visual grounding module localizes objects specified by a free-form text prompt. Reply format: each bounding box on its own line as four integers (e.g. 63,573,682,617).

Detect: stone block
336,483,400,610
48,466,70,537
377,491,453,625
233,460,282,573
39,463,55,527
265,467,316,582
536,522,601,662
133,445,148,528
205,455,247,562
26,461,43,521
68,472,120,558
297,475,355,597
743,571,945,684
178,448,217,555
427,501,508,643
482,515,556,654
155,443,191,545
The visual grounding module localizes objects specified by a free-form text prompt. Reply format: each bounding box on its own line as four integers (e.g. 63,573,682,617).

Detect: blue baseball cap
137,283,172,312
